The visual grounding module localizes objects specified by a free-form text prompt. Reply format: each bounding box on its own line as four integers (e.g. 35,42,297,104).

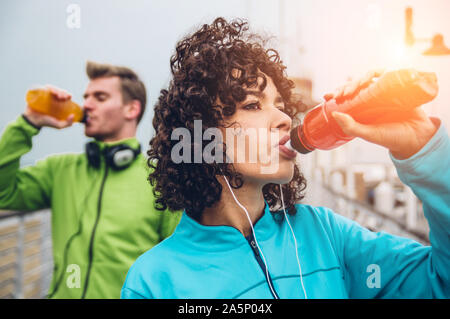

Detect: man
0,61,181,298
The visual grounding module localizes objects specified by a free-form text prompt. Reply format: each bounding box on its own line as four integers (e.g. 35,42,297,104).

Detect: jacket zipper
245,233,280,299
81,164,109,298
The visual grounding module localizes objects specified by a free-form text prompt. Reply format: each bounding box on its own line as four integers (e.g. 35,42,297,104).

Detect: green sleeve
158,208,182,241
0,116,53,211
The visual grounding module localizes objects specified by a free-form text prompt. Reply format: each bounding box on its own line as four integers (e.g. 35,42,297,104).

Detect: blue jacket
121,120,450,298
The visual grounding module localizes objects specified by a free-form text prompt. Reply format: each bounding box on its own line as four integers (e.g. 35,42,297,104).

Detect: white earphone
221,175,308,299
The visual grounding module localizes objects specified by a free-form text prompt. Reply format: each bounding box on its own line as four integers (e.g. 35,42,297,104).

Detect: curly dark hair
148,17,307,221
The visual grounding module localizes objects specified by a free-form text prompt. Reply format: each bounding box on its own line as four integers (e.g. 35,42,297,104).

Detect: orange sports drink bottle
26,87,85,122
287,69,439,154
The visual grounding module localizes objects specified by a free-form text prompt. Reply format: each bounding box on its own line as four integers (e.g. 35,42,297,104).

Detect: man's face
83,76,128,142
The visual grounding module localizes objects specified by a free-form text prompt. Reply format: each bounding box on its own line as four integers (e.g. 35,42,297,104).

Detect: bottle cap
290,124,314,154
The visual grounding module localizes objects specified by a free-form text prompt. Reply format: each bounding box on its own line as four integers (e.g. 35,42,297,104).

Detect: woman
121,18,450,298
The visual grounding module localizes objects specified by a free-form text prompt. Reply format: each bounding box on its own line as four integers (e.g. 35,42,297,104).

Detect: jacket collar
173,202,278,251
91,137,141,152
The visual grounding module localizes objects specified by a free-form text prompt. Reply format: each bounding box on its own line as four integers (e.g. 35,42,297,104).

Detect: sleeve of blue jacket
329,118,450,298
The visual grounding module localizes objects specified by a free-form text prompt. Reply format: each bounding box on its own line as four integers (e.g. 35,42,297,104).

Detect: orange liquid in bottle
26,88,85,122
290,69,439,154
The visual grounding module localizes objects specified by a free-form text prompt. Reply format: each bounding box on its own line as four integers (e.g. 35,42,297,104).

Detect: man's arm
0,86,74,211
0,116,53,210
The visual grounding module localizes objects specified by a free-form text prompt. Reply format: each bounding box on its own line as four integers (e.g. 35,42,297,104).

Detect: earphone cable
279,184,308,299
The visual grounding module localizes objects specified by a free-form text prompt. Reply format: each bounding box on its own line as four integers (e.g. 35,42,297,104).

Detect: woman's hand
324,70,438,160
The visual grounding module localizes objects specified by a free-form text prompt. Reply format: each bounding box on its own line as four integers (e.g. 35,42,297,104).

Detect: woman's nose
272,109,292,133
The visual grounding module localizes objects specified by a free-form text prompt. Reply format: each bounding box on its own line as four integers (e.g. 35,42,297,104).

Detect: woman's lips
279,144,297,159
279,134,290,146
277,135,297,159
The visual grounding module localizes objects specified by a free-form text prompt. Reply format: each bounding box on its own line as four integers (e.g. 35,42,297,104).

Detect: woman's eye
242,102,261,110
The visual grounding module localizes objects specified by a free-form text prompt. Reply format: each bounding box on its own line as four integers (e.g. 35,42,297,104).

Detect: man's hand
24,85,75,129
324,70,438,160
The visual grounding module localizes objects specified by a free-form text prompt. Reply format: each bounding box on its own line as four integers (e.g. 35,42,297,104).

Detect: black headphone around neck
85,141,141,170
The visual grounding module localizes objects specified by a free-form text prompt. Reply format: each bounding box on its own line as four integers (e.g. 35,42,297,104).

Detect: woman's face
220,73,297,186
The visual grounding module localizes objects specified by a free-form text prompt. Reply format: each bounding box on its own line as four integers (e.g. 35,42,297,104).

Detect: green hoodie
0,116,181,298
